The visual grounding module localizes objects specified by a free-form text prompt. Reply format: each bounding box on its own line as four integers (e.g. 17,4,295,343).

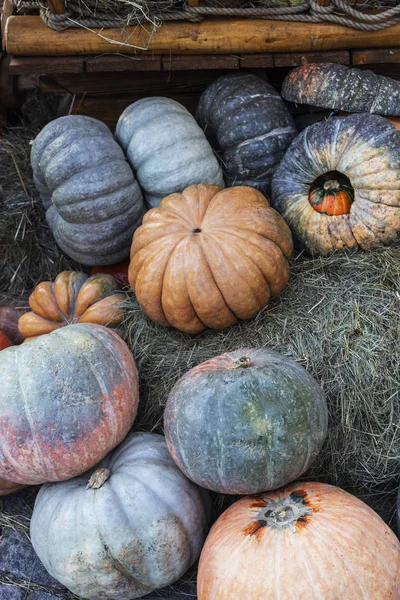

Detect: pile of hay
1,101,399,531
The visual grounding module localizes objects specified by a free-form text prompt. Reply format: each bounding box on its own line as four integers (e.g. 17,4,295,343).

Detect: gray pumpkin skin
282,63,400,116
196,73,297,196
115,97,224,208
164,348,328,495
271,113,400,255
31,432,211,600
31,115,145,265
0,324,139,485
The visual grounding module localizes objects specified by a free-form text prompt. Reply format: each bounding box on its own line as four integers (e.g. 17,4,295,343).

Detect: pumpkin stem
87,468,111,490
230,356,252,369
323,179,340,192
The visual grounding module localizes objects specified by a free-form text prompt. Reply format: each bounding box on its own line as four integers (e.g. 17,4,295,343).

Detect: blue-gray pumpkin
196,73,297,196
115,97,224,208
164,348,328,495
31,432,211,600
31,115,145,266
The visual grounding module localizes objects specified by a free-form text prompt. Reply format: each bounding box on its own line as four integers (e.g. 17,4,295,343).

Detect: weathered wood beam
5,16,400,56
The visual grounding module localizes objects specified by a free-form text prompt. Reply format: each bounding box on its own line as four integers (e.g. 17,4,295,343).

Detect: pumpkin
0,478,26,496
90,259,130,286
31,115,145,266
282,63,400,116
18,271,125,342
0,306,27,344
197,481,400,600
196,73,297,196
115,97,224,208
271,113,400,255
0,323,138,485
31,432,211,600
164,348,327,495
0,331,12,350
129,184,293,334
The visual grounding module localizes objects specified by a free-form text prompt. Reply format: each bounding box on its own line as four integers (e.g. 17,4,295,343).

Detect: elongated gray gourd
115,97,224,208
196,73,297,196
31,115,145,266
282,63,400,116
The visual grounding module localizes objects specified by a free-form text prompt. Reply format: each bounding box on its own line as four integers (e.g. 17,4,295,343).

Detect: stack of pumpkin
1,64,400,600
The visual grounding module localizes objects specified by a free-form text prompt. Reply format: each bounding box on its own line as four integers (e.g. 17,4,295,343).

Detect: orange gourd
129,184,293,334
0,478,26,496
197,482,400,600
309,171,354,216
18,271,125,342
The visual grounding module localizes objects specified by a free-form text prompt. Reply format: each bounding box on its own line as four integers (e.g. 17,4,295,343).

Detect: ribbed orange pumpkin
197,482,400,600
129,184,293,334
18,271,125,341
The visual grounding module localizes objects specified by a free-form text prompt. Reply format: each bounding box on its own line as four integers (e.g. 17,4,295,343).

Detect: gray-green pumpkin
196,73,297,196
164,348,328,495
31,432,211,600
115,97,224,208
282,63,400,116
31,115,145,266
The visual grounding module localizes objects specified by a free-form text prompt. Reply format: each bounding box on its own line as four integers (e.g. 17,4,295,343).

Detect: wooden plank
352,48,400,65
162,54,239,70
274,50,350,67
9,56,85,74
240,54,273,68
6,16,400,56
1,0,14,52
86,55,162,72
38,69,229,94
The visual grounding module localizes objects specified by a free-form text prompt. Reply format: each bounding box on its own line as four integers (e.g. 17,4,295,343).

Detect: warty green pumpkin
31,432,211,600
164,348,327,495
282,63,400,116
115,97,224,208
31,115,145,265
271,113,400,255
196,73,297,196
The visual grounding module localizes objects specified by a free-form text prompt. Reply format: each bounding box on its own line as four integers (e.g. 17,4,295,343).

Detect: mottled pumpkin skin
271,113,400,255
0,331,12,350
282,63,400,116
197,482,400,600
31,115,145,265
196,73,297,196
116,97,224,208
0,478,26,496
0,324,138,485
164,348,327,495
18,271,125,341
31,432,211,600
129,184,293,334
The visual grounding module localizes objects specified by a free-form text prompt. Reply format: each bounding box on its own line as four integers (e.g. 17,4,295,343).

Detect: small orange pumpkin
90,260,130,287
128,184,293,334
198,482,400,600
18,271,125,342
309,171,354,216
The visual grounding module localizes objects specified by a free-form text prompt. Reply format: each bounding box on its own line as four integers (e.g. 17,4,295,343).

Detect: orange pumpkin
0,477,26,496
90,260,130,287
197,482,400,600
309,171,354,216
0,331,12,350
18,271,125,342
129,184,293,334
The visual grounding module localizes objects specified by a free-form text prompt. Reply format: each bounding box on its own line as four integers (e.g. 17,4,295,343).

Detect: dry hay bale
124,247,400,525
1,103,399,529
